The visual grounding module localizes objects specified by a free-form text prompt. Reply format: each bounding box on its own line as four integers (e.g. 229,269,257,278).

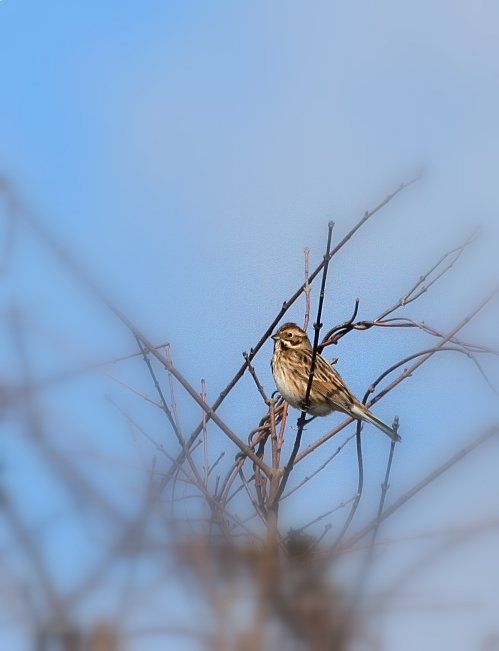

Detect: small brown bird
271,322,400,442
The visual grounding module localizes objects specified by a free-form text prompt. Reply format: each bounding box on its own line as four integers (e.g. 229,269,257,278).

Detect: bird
271,322,400,442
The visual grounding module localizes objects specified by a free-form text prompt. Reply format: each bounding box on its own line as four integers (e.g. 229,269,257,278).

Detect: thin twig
273,221,335,505
303,247,311,331
201,379,209,486
333,420,364,549
296,497,356,533
378,229,479,320
243,352,269,402
208,452,225,477
238,468,267,524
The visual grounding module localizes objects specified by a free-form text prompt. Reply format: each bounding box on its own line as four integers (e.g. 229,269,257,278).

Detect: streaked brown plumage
271,322,400,442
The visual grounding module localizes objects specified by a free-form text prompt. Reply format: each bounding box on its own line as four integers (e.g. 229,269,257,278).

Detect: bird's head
271,323,312,350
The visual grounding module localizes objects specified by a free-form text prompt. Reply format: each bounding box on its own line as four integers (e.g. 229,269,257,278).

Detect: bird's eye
286,332,293,339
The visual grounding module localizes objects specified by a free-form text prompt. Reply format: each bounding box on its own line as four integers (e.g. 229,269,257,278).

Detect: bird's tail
350,404,401,442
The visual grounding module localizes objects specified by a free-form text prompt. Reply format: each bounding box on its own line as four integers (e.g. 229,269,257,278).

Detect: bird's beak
271,334,279,341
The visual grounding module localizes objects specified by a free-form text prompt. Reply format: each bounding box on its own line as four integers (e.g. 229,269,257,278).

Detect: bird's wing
313,356,354,409
305,354,355,411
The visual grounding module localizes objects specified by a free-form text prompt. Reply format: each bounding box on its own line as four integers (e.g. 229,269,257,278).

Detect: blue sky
0,2,498,650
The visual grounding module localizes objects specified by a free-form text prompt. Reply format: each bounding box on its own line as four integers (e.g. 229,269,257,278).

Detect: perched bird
271,322,400,442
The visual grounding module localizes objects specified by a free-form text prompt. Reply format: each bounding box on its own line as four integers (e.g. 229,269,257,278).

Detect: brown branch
207,452,225,477
201,378,209,486
332,420,365,549
243,351,269,402
238,468,267,524
296,497,356,533
366,316,497,355
303,247,311,331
